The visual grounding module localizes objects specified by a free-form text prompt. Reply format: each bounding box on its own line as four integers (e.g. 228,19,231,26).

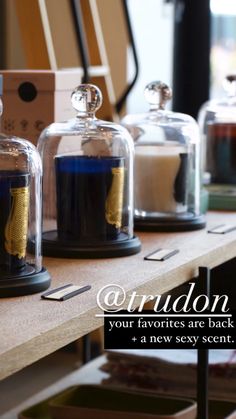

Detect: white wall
127,0,174,113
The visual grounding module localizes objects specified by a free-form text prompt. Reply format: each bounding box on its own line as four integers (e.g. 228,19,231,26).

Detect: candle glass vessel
0,76,50,296
198,75,236,209
38,84,141,258
122,81,205,231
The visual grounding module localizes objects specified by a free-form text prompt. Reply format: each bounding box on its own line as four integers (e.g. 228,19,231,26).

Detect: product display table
1,211,236,381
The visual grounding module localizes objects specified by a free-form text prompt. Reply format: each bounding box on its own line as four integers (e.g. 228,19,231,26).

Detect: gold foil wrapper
105,167,125,229
5,186,30,259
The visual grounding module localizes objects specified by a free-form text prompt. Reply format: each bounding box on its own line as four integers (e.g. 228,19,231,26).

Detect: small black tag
208,224,236,234
144,248,179,261
41,284,91,301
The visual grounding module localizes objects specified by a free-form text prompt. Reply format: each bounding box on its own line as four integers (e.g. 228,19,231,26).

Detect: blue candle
55,155,125,243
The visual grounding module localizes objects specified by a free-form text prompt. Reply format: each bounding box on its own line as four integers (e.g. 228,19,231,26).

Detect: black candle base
0,266,51,298
134,214,206,232
41,231,141,258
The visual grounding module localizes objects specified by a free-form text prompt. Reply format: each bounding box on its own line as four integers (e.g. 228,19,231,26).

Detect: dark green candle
207,123,236,184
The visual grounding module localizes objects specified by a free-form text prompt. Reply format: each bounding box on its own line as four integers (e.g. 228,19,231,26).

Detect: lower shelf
1,356,107,419
2,354,236,419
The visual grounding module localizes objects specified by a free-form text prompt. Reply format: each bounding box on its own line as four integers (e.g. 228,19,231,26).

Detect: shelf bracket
197,266,211,419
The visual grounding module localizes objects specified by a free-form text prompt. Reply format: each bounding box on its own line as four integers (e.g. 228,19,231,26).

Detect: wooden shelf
1,211,236,380
60,65,110,77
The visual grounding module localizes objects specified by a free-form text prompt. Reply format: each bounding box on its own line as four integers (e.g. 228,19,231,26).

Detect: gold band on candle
106,167,125,229
5,186,30,259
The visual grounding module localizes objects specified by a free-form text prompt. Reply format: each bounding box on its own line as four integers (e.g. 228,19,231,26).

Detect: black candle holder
122,81,207,232
0,170,50,297
38,84,141,258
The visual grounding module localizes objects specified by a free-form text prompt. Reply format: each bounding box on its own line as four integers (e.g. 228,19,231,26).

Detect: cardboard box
1,69,83,145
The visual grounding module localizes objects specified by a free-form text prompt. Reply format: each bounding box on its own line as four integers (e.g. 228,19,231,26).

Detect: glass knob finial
71,84,103,115
144,81,172,110
223,75,236,97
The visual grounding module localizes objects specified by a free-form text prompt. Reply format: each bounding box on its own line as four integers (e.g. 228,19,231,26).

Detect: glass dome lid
122,81,206,232
0,81,50,297
199,75,236,128
38,84,141,258
198,74,236,186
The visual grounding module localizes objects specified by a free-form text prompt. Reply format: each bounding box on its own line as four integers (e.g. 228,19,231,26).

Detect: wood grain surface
1,211,236,380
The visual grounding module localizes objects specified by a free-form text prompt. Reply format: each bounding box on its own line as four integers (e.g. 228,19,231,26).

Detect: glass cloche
0,75,50,297
38,84,141,257
122,81,206,231
198,75,236,209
